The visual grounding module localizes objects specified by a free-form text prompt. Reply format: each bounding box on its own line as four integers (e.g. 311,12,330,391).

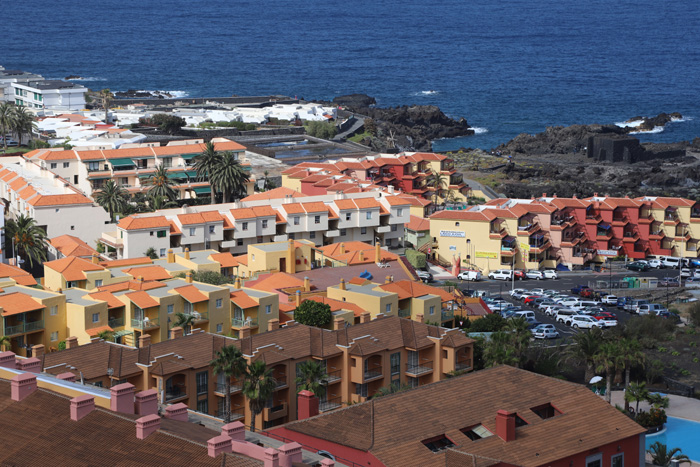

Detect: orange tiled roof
125,291,159,309
49,235,98,258
118,216,170,230
44,256,105,281
169,220,182,235
281,203,305,214
353,198,381,209
200,211,224,223
9,178,28,191
174,285,208,303
252,206,277,217
28,194,93,207
75,150,106,161
208,252,238,268
86,291,124,309
37,150,78,161
102,147,155,160
301,202,327,213
177,213,206,225
97,280,164,292
122,265,172,281
230,290,258,309
229,208,256,219
304,295,366,317
241,187,307,202
100,257,152,268
334,199,357,210
0,292,44,316
429,210,497,221
383,196,411,206
17,185,37,201
86,325,114,337
406,215,430,231
246,272,304,293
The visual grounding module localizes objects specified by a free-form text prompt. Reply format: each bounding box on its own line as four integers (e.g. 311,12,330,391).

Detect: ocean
4,0,699,151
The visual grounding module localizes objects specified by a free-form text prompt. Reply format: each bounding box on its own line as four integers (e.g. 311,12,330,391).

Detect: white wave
469,127,488,135
421,90,439,95
629,126,665,135
115,90,190,98
670,116,693,123
615,119,645,128
66,76,107,82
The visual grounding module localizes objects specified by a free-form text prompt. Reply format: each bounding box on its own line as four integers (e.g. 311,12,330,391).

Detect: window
167,304,174,314
314,215,320,224
265,305,271,314
262,219,268,229
611,454,623,467
92,313,100,323
209,225,215,234
397,208,403,216
70,226,75,231
345,212,351,221
391,224,398,231
531,402,562,420
237,239,243,246
585,453,602,467
366,211,372,220
196,371,208,395
293,216,300,225
385,303,391,314
63,162,70,168
361,227,367,235
390,352,400,375
55,208,59,213
50,305,58,316
242,222,248,231
429,306,435,315
340,228,346,236
251,254,255,261
288,233,295,240
422,435,455,453
67,281,77,288
514,414,529,427
355,383,368,398
460,424,493,441
216,323,223,333
455,222,460,227
162,157,172,168
189,228,196,236
157,230,167,238
210,298,220,309
51,331,58,342
50,163,57,169
160,248,166,257
94,280,103,287
310,231,316,239
150,231,154,236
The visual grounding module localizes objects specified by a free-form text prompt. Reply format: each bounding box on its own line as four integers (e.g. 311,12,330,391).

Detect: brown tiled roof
282,366,645,467
150,358,194,376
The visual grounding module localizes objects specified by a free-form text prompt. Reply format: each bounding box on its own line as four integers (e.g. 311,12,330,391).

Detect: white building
35,113,147,149
101,189,411,259
11,80,87,110
0,67,44,102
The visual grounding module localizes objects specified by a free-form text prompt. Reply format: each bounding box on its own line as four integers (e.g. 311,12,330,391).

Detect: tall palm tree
594,341,619,404
647,442,691,467
243,360,276,432
294,360,328,399
210,346,248,423
565,326,603,383
11,105,37,146
100,89,112,124
5,214,48,268
210,151,249,203
0,102,15,150
172,312,195,336
428,172,448,204
504,317,531,366
0,335,12,351
146,164,177,202
193,141,222,204
618,338,645,410
94,180,130,222
624,381,649,414
483,331,520,367
149,194,177,211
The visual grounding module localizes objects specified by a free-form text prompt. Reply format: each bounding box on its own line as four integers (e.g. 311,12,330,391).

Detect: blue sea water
3,0,700,150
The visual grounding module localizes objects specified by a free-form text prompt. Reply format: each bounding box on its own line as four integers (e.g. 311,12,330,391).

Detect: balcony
489,228,507,239
586,213,602,224
664,215,680,225
215,382,242,395
377,225,391,233
500,246,516,256
363,364,383,383
456,358,472,372
325,369,341,384
231,318,258,329
108,317,124,328
273,234,288,242
4,320,44,336
319,397,343,413
186,311,208,322
217,407,245,421
398,308,411,318
517,222,540,236
622,231,639,242
324,230,340,238
100,231,123,248
441,309,454,322
274,375,288,390
131,318,159,330
263,402,287,422
406,361,433,377
165,386,187,402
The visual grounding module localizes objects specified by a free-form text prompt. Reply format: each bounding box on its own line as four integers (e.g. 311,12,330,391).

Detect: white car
597,318,618,327
534,328,560,339
488,269,512,281
646,259,662,269
542,270,559,279
530,288,546,295
509,288,527,297
681,268,693,279
557,298,580,307
457,270,482,281
525,270,544,280
565,315,603,329
601,295,618,305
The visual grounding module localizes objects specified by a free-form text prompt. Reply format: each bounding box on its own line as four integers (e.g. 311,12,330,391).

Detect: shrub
174,270,230,286
146,114,187,134
645,359,665,384
405,249,426,270
469,313,506,333
671,351,680,357
305,121,338,139
294,300,332,327
657,346,667,353
626,315,675,342
694,357,699,363
57,340,66,351
635,408,667,428
29,140,50,149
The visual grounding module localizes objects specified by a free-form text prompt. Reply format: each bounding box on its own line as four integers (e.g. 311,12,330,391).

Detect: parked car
661,256,682,269
571,285,590,295
596,317,618,327
565,315,604,329
616,297,632,308
637,303,668,315
533,323,557,332
626,261,650,272
680,268,693,279
534,328,560,339
525,270,544,280
542,270,559,279
457,270,482,281
593,311,617,321
511,311,536,322
416,270,433,283
555,309,577,323
523,295,543,305
658,277,680,287
658,311,681,323
601,295,618,305
530,288,546,295
509,288,527,298
537,300,557,310
624,299,650,313
488,269,512,281
646,259,662,269
513,270,526,280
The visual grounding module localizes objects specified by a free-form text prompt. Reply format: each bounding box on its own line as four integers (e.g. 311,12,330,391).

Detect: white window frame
585,453,602,467
51,331,58,342
293,216,300,225
265,304,271,314
262,219,268,228
92,313,100,323
50,305,58,316
167,304,174,314
429,306,435,315
216,323,223,333
189,227,196,236
366,211,372,220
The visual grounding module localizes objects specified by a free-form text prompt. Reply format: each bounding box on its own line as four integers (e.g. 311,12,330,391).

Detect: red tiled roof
174,285,208,303
86,325,114,336
208,252,238,268
122,265,172,281
49,235,98,258
230,290,258,309
241,187,307,202
0,292,44,316
86,291,124,309
177,213,206,225
44,256,104,281
0,264,36,286
406,215,430,231
125,291,159,309
117,216,170,230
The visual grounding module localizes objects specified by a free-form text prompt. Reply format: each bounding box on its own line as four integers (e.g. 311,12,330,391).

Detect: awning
181,153,198,159
193,186,211,194
533,233,545,239
113,329,133,338
600,223,611,230
110,158,136,167
88,176,111,180
667,207,677,211
167,172,188,180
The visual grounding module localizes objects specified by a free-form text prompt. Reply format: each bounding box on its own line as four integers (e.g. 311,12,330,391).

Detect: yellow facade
326,284,398,319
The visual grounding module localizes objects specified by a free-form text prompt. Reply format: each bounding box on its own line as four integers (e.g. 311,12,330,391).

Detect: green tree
428,172,448,204
363,118,377,136
594,341,620,404
172,312,195,336
146,165,177,202
100,89,112,124
294,300,332,327
372,381,412,399
469,313,506,333
647,441,691,467
193,141,222,204
149,194,177,211
618,338,645,410
143,247,158,260
11,105,37,146
174,270,230,285
210,151,249,203
97,330,114,342
565,326,604,384
6,214,49,268
306,121,338,139
243,360,277,432
624,381,649,414
0,335,12,351
0,102,15,150
210,345,248,423
294,360,328,398
483,331,520,367
150,114,186,134
94,180,130,222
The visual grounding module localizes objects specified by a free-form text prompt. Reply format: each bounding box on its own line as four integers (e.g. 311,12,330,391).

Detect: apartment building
429,194,700,273
48,234,99,260
270,365,645,467
41,316,473,431
0,67,44,102
11,80,87,110
103,190,411,259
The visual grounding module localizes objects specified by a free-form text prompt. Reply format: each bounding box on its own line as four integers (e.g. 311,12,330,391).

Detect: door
279,258,286,272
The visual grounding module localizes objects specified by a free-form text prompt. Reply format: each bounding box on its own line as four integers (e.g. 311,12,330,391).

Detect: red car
523,295,544,305
593,311,617,321
513,270,526,280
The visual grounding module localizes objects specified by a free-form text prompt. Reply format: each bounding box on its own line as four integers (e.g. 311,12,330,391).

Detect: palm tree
647,441,691,467
172,312,195,336
565,326,603,383
100,89,112,124
243,360,276,432
483,331,520,367
618,338,645,410
210,151,250,203
624,381,649,414
294,360,328,399
6,214,49,268
428,172,448,204
11,105,37,146
594,341,620,404
146,164,177,202
149,194,177,211
193,141,222,204
0,102,15,150
504,317,531,366
94,180,130,222
0,335,12,351
97,330,114,342
210,346,248,423
143,247,158,260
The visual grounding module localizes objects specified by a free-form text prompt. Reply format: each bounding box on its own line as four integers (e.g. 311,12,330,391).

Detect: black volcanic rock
494,124,626,155
332,94,376,108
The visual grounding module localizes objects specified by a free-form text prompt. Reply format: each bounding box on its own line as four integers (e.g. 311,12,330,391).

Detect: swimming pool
645,416,700,462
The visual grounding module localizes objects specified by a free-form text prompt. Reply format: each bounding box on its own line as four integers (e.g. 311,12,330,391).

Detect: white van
511,311,536,322
661,256,682,269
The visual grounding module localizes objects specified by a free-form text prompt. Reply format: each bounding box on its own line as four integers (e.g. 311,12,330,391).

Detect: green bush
29,140,50,149
405,249,426,270
645,359,665,384
626,315,676,343
305,121,338,139
635,408,667,428
469,313,506,333
671,351,680,357
57,340,66,351
174,270,230,285
294,300,332,327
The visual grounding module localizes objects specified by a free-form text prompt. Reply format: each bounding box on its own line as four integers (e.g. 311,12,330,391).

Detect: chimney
136,414,161,440
234,277,242,288
360,312,371,324
339,278,346,291
170,327,184,340
185,271,193,283
167,249,175,263
207,435,233,458
110,383,135,414
286,239,295,274
495,410,516,442
339,243,346,255
267,319,279,332
17,357,41,373
57,372,76,382
542,193,547,198
222,421,246,441
553,193,557,198
388,185,394,194
0,351,16,369
135,389,158,416
304,276,311,292
320,460,335,467
136,276,144,283
239,327,251,339
359,250,364,262
594,192,598,197
278,443,303,465
375,243,381,263
65,336,79,349
164,402,188,421
70,394,95,421
416,314,424,323
385,275,391,284
295,290,302,307
184,248,190,260
297,390,319,420
138,334,151,348
333,317,344,330
11,373,37,401
264,448,280,467
91,253,99,264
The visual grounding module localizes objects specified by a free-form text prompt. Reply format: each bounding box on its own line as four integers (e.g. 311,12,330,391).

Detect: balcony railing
406,361,433,377
165,386,186,402
319,396,343,413
325,369,341,384
231,318,258,328
4,320,44,336
456,358,472,371
186,311,208,322
108,317,124,328
274,375,287,389
398,308,411,318
215,382,242,394
363,367,383,382
131,318,159,329
217,407,245,421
